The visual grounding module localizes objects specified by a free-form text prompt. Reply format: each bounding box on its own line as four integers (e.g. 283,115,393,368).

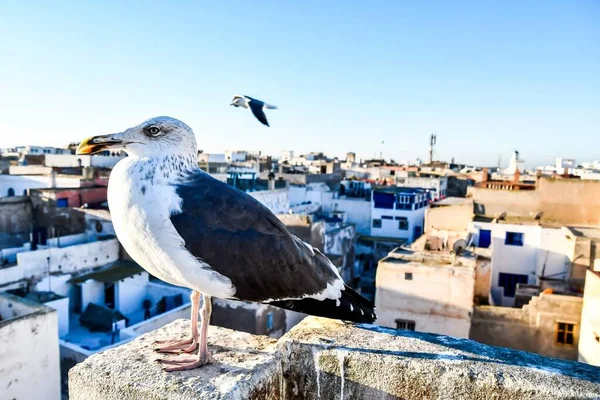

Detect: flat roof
373,187,428,194
432,197,473,206
69,260,144,284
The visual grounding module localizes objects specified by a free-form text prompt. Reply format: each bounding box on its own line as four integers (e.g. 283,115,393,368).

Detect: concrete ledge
68,319,281,400
69,317,600,400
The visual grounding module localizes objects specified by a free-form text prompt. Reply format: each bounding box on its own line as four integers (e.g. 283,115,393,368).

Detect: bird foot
154,337,198,354
155,351,214,372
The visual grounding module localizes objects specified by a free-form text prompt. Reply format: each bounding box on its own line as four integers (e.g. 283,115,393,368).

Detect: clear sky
0,1,598,167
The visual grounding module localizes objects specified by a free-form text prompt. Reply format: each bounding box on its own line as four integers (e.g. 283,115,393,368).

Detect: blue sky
0,1,598,167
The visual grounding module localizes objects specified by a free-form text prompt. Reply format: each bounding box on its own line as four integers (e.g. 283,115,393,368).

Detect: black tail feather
268,285,376,323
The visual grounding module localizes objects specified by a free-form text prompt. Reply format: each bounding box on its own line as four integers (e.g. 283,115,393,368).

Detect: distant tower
429,134,437,164
346,152,356,164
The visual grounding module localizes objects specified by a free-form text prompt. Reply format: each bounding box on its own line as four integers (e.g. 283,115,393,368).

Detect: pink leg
157,294,214,371
154,290,200,353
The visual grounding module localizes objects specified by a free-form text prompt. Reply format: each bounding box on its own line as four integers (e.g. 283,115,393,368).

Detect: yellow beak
76,135,123,155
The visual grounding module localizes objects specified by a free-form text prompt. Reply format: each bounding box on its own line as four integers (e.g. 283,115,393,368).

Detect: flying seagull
76,117,375,372
231,94,277,126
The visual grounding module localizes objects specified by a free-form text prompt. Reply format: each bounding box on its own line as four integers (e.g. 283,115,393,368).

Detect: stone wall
425,201,473,233
470,293,583,360
469,177,600,225
68,317,600,399
0,195,32,248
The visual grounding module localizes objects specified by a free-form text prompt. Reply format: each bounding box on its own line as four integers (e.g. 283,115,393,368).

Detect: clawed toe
154,337,198,353
156,353,213,372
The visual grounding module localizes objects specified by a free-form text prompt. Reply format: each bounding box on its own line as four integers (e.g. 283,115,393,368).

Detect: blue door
479,229,491,248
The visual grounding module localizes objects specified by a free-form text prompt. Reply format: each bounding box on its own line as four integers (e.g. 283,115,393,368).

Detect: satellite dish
495,212,507,222
453,239,467,256
534,211,544,220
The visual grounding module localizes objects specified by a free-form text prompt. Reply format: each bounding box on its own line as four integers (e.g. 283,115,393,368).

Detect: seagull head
230,95,248,108
76,116,197,158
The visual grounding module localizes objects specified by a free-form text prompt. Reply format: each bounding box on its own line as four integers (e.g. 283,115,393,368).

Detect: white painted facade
395,176,448,200
44,154,125,168
329,198,372,235
0,174,81,197
370,189,428,244
289,183,334,209
249,188,290,214
45,296,70,336
0,238,120,290
469,222,570,306
0,293,61,400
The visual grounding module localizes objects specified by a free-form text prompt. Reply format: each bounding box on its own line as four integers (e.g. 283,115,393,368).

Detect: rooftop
432,197,473,206
68,317,600,399
68,260,144,284
0,291,55,326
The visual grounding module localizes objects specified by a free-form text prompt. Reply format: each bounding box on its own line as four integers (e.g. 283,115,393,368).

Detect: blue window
382,215,393,220
479,230,491,248
398,217,409,230
56,198,69,208
373,192,394,209
372,219,382,228
498,273,528,297
7,188,15,197
505,232,524,246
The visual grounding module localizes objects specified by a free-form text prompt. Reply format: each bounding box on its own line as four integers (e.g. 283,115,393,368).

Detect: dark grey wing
170,171,338,302
247,98,270,127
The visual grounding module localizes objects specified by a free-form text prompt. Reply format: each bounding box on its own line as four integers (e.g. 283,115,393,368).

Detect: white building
44,153,125,168
15,145,71,156
0,292,61,400
280,150,294,163
225,150,248,163
396,175,448,200
0,174,81,197
504,150,525,174
370,188,428,244
469,221,571,307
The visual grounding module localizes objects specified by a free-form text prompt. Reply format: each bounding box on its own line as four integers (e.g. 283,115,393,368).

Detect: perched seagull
230,94,277,127
76,117,375,372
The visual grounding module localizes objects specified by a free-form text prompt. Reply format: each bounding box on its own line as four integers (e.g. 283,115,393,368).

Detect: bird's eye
146,126,161,136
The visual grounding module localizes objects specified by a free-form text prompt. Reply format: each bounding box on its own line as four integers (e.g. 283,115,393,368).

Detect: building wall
45,296,70,337
469,178,600,225
579,270,600,366
44,154,124,168
0,294,60,400
81,280,105,311
371,205,426,244
0,175,82,197
474,256,492,301
470,222,569,306
117,272,149,316
470,293,583,360
9,165,53,175
375,259,475,338
0,196,32,248
425,203,473,234
0,238,120,289
249,189,290,214
329,198,371,235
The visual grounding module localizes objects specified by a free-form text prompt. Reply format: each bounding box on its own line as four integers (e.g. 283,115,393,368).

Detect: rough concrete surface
68,319,281,400
70,317,600,400
279,318,600,400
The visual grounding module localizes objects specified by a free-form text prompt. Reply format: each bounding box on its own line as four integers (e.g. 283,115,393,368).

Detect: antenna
429,134,436,164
